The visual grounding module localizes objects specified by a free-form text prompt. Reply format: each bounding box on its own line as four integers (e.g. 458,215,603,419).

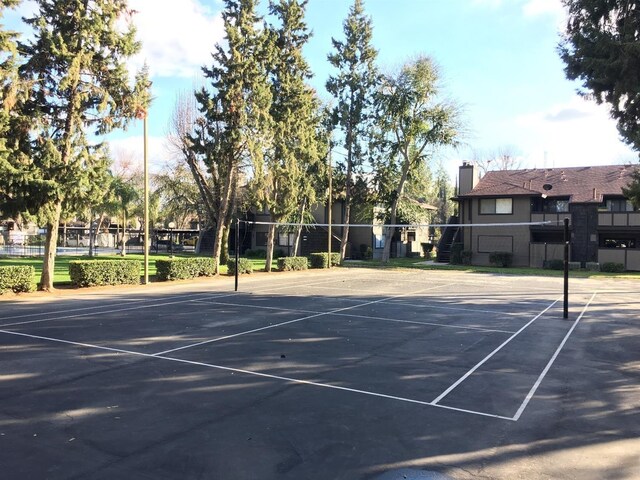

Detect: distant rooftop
459,164,637,203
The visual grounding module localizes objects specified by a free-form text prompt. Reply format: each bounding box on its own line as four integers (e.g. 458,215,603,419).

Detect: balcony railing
598,211,640,227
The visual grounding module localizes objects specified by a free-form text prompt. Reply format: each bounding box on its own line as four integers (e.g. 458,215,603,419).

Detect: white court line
386,300,532,317
0,292,238,328
190,299,515,334
511,292,598,421
431,297,560,405
0,328,513,421
151,283,459,356
0,292,223,322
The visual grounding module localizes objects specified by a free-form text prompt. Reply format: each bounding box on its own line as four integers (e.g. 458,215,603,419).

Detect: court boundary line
190,299,516,334
151,282,459,357
431,297,560,405
0,293,240,328
0,327,514,421
512,291,597,421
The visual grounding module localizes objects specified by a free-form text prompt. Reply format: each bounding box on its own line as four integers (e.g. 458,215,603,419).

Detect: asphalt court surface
0,268,638,479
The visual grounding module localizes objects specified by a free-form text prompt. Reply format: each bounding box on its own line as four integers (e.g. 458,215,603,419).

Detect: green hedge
544,259,564,270
601,262,625,273
156,257,215,281
488,251,513,268
0,265,34,294
461,250,472,265
278,256,308,271
227,258,253,275
69,260,140,287
309,252,341,268
449,243,464,264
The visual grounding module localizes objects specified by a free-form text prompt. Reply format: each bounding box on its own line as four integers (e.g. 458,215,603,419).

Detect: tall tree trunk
339,131,353,261
121,209,127,256
63,222,67,247
39,201,62,291
88,210,95,257
265,221,276,273
212,166,236,274
381,156,412,263
292,198,306,256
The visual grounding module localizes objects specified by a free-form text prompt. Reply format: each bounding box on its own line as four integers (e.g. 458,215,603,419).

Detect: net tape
239,220,566,228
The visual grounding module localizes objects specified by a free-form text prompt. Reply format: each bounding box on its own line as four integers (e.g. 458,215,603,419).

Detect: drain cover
373,469,454,480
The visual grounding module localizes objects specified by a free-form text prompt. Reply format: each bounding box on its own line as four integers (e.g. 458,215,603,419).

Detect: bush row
227,258,253,275
277,256,308,271
309,252,341,268
0,265,34,294
69,260,140,287
156,257,215,281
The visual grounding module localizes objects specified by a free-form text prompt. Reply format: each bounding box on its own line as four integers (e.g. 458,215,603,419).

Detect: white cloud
107,135,172,174
128,0,224,78
522,0,566,21
515,97,638,168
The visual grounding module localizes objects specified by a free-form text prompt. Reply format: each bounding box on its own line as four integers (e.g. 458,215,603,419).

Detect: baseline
431,297,560,405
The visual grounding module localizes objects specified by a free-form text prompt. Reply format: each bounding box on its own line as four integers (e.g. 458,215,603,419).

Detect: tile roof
460,164,638,203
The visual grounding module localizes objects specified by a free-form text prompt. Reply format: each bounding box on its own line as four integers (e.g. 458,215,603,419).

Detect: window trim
479,197,513,215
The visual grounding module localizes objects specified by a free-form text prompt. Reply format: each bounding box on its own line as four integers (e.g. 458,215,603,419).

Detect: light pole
143,114,149,284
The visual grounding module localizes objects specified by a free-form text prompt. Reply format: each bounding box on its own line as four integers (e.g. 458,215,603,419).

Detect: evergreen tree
253,0,322,271
194,0,272,273
3,0,149,290
373,56,461,263
326,0,378,261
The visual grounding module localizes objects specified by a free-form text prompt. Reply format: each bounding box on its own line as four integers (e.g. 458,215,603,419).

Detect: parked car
183,236,198,246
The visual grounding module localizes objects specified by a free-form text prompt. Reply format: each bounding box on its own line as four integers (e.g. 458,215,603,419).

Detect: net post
563,217,569,319
235,217,239,292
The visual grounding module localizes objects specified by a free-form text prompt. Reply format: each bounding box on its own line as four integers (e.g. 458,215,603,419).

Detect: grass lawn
346,257,640,279
1,254,637,292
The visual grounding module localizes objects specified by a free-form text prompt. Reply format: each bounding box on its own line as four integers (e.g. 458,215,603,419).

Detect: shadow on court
0,270,638,479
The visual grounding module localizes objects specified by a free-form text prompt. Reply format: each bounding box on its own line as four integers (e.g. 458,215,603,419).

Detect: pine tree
326,0,378,261
194,0,272,273
4,0,149,290
254,0,323,271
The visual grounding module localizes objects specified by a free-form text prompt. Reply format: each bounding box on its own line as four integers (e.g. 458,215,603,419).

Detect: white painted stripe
431,298,560,405
0,292,216,321
191,300,515,334
0,293,238,328
387,300,531,317
151,283,459,356
0,327,513,421
511,292,598,421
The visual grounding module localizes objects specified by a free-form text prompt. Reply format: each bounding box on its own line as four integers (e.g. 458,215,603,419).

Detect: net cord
239,220,564,228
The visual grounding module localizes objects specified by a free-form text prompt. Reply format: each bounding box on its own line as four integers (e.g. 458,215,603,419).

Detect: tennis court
0,268,638,479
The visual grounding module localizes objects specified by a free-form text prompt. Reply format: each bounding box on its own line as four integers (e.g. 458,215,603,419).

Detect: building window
480,198,512,215
278,232,295,246
601,199,635,212
601,238,636,249
255,232,267,247
374,234,385,249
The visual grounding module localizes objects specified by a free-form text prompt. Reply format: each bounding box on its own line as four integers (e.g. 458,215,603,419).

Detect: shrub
274,248,287,258
461,250,473,265
585,262,600,272
544,259,564,270
359,244,373,260
156,257,215,281
245,249,266,258
227,258,253,275
309,252,341,268
0,265,34,294
488,251,513,268
600,262,625,273
449,243,464,264
69,260,140,287
278,256,308,271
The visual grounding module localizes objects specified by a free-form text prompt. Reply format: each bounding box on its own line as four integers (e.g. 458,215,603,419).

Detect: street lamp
168,221,176,256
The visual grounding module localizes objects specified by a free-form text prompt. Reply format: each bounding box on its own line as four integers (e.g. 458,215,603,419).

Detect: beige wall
598,248,640,271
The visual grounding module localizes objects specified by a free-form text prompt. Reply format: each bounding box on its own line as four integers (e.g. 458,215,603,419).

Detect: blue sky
7,0,639,180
